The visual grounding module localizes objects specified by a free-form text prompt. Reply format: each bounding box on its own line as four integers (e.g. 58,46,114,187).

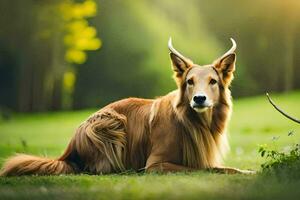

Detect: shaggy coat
0,38,249,176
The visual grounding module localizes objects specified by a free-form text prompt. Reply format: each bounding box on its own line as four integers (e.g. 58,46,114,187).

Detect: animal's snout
193,95,206,105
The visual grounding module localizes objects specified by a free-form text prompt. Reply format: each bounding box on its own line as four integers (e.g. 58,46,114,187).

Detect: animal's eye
187,79,194,85
209,78,217,85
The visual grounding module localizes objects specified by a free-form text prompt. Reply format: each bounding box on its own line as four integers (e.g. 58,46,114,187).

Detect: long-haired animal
0,38,253,176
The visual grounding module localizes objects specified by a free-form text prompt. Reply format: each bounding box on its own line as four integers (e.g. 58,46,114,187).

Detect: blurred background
1,0,300,113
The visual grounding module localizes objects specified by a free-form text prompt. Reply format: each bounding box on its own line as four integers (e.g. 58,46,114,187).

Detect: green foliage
259,133,300,178
259,143,300,170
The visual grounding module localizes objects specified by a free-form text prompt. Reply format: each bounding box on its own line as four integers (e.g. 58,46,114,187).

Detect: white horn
168,37,192,63
220,38,237,59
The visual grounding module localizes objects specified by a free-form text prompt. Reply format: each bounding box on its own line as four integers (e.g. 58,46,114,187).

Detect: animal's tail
0,154,74,176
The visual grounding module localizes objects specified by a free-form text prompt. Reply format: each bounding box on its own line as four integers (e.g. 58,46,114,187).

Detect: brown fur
0,39,253,176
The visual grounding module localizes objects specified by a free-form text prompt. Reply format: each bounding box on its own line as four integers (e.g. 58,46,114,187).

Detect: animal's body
0,38,253,176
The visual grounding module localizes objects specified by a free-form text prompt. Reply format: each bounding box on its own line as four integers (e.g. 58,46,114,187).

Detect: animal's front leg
146,162,194,173
209,167,256,175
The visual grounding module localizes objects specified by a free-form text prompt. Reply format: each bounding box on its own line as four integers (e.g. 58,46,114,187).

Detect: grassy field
0,91,300,200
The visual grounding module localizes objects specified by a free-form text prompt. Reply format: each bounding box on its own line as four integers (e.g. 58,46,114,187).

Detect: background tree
0,0,101,112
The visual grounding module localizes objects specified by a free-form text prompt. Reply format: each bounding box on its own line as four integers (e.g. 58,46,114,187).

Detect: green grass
0,91,300,200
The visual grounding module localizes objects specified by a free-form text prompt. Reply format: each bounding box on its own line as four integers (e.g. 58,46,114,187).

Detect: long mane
172,77,231,169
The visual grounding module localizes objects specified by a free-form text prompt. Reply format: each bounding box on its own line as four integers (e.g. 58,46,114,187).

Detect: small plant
258,132,300,179
259,93,300,178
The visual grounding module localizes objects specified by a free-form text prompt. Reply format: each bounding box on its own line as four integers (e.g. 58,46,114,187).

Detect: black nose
193,95,206,105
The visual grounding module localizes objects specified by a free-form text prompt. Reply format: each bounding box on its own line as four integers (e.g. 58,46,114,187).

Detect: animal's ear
213,39,237,85
170,53,192,76
214,53,236,73
168,38,193,77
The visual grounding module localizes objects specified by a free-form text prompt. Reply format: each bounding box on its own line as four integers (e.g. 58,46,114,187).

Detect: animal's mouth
191,104,208,113
192,103,213,109
191,102,213,113
192,104,206,109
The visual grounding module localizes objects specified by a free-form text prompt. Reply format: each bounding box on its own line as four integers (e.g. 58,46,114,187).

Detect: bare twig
266,93,300,124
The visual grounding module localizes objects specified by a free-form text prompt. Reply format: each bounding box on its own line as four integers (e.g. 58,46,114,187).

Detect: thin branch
266,93,300,124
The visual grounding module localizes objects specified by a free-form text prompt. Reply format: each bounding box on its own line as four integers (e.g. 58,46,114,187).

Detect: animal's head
169,38,236,113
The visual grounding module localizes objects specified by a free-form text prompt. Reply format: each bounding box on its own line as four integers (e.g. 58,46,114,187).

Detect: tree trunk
283,27,294,92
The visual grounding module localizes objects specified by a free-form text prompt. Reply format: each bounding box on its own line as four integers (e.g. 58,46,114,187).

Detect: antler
219,38,237,59
168,37,193,64
266,93,300,124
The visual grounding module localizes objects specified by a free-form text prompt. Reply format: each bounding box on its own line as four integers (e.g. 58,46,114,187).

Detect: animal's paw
209,167,256,175
236,169,256,175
